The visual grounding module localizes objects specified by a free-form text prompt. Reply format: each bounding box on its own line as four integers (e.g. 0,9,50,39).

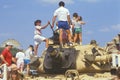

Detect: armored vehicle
28,32,120,80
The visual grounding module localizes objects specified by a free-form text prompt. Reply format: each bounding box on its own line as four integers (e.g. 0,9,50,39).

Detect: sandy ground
24,72,115,80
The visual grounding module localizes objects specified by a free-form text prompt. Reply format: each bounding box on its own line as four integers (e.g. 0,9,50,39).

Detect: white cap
6,42,13,46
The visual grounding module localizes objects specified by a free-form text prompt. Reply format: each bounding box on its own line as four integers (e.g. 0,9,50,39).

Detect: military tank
28,32,120,80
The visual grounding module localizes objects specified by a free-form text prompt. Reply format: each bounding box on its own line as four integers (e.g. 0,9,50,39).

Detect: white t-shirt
16,52,25,63
74,21,82,28
34,26,42,35
24,48,33,60
54,6,70,21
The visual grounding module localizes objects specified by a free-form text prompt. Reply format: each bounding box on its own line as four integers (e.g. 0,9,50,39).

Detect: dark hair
11,70,19,80
59,1,65,7
73,13,78,18
29,45,34,51
78,16,83,21
34,20,41,26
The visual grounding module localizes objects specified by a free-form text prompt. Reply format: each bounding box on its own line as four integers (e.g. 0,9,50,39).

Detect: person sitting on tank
105,41,120,68
109,41,120,68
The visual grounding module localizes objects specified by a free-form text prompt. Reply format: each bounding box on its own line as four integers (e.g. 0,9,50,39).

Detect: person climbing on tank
34,20,50,56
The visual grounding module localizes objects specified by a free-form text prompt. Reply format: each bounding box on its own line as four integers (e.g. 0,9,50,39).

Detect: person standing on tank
51,1,73,48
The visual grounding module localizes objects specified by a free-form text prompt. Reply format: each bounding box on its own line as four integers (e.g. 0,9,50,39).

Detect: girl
73,16,85,45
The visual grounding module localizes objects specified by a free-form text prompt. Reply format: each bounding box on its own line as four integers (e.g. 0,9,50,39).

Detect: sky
0,0,120,56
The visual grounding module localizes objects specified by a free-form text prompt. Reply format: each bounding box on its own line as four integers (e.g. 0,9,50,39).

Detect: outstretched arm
41,21,50,29
80,21,86,25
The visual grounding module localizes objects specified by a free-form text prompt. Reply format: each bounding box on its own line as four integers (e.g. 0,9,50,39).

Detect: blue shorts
24,59,30,65
58,21,70,30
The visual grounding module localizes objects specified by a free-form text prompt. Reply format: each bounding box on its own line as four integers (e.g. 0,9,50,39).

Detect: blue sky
0,0,120,56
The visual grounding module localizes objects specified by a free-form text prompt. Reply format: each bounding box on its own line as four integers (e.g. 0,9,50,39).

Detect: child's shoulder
35,26,42,29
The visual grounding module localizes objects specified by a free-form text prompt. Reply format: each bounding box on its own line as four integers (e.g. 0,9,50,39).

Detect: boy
15,47,25,73
34,20,50,55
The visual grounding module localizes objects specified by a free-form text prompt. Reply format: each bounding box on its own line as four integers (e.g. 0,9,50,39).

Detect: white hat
6,42,13,46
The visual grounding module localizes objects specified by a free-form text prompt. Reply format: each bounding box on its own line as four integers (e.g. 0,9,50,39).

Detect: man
0,42,16,67
0,42,17,79
52,1,72,48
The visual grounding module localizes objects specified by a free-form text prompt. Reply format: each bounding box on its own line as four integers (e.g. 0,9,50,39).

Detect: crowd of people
34,1,85,55
0,1,86,79
0,43,34,80
0,1,119,80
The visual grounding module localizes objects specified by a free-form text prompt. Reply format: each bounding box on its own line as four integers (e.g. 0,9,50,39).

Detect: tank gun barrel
84,54,112,62
95,55,112,62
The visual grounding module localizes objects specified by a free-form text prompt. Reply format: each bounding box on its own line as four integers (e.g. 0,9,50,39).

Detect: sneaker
79,42,82,45
67,42,73,46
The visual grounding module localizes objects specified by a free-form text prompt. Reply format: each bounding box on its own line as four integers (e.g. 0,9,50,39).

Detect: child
24,45,34,76
71,13,78,39
15,47,25,73
34,20,50,55
73,16,85,45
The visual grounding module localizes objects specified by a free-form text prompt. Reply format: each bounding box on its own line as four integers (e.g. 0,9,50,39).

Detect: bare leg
59,29,63,45
20,63,24,73
44,39,49,48
66,29,72,42
79,33,82,45
34,44,39,55
74,33,78,43
26,64,30,76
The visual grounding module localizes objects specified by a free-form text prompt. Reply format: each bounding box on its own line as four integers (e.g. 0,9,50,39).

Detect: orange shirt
1,48,12,66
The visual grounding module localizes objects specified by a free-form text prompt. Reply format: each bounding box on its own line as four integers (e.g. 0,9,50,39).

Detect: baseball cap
6,42,14,46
